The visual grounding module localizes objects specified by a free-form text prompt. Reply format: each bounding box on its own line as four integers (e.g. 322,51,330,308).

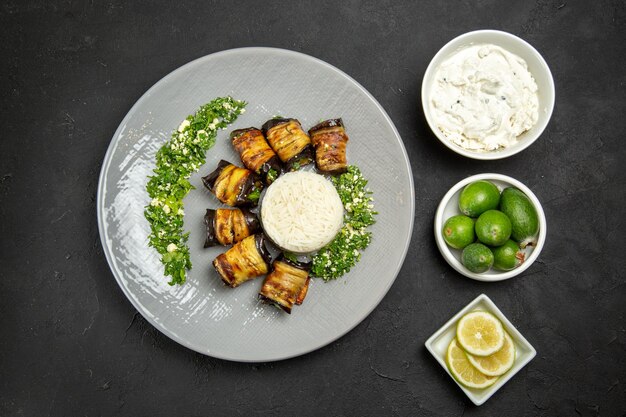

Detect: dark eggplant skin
258,155,283,184
230,127,258,139
309,118,344,130
213,256,236,286
257,293,292,314
255,234,272,266
237,173,263,206
284,145,314,172
203,209,218,248
261,117,292,133
277,253,312,271
201,159,231,191
308,118,349,174
241,208,261,235
203,208,260,247
201,160,263,206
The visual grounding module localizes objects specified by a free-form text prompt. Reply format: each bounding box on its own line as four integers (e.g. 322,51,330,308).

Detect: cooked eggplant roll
202,160,263,206
213,234,271,288
204,208,260,247
230,128,282,184
262,118,314,171
259,255,311,314
308,118,349,174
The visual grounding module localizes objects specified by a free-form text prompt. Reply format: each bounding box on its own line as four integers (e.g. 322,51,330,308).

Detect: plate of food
97,47,414,361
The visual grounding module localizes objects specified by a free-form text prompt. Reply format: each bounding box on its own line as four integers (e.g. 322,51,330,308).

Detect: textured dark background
1,0,625,416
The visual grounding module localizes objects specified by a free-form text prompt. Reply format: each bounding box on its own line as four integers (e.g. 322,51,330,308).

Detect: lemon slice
446,338,499,389
456,311,504,356
466,332,516,376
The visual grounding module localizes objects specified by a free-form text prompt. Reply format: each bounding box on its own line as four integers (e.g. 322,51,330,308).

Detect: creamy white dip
430,44,539,151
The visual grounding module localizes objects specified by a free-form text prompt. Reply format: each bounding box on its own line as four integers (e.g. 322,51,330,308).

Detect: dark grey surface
1,1,624,416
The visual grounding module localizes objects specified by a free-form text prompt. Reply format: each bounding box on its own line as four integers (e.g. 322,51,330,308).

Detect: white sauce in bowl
430,44,539,151
260,171,344,254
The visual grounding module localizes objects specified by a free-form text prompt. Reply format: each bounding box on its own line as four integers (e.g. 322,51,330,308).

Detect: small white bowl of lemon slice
425,294,536,406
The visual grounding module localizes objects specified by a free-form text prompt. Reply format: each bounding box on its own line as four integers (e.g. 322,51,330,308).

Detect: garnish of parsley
144,97,246,285
311,166,377,280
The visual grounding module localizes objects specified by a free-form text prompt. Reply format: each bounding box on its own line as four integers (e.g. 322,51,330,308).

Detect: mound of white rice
260,171,344,253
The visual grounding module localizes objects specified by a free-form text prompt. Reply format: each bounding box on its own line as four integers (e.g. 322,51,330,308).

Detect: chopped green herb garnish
247,188,261,203
311,166,377,280
291,162,301,171
266,168,278,183
144,97,246,285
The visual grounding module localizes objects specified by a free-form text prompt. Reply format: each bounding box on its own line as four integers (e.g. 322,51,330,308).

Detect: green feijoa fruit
492,240,526,271
462,243,494,273
499,187,539,248
458,180,501,218
442,215,475,249
475,210,512,246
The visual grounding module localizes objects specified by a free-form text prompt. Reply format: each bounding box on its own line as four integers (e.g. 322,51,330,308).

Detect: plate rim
97,47,415,362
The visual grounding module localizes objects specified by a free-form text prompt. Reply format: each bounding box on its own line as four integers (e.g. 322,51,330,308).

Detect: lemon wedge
466,332,515,376
446,338,499,389
456,311,504,356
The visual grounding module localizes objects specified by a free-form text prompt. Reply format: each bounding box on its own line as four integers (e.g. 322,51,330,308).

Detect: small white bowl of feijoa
434,173,546,281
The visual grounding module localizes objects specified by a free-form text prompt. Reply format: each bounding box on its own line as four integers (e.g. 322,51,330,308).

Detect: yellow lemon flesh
466,332,516,376
446,339,499,389
456,311,504,356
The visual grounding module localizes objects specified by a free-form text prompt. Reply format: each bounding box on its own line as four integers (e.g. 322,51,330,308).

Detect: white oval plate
97,48,415,362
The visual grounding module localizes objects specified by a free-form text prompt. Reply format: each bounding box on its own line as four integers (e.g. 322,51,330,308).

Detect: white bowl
425,294,537,406
421,30,555,159
434,173,546,281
